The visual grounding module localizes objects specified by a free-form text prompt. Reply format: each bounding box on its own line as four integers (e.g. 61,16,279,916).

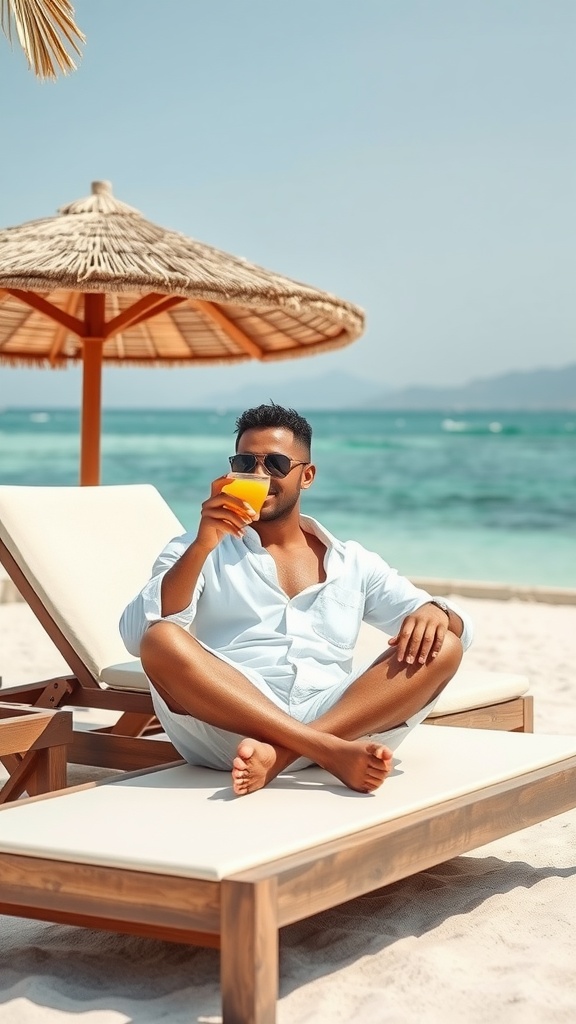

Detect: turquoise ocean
1,407,575,588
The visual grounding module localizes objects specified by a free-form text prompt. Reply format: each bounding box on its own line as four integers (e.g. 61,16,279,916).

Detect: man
120,403,472,796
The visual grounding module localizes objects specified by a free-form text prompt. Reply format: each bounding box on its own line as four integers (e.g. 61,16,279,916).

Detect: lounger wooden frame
0,535,534,782
0,752,575,1024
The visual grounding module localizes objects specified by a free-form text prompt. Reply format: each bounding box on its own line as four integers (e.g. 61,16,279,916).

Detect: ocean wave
441,418,520,435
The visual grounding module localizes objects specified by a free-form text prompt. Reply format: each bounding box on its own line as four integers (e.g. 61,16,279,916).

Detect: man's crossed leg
141,623,463,795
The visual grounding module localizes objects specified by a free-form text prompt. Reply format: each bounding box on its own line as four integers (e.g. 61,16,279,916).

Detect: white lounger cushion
427,670,528,716
0,727,573,881
0,484,530,715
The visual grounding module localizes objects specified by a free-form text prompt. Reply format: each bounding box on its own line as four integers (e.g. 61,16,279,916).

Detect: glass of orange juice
221,473,270,515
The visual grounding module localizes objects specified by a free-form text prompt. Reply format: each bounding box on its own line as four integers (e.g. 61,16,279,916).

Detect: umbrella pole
80,294,106,486
80,339,103,485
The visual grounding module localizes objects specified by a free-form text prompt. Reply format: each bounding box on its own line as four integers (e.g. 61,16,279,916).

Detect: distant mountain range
202,363,576,411
367,362,576,411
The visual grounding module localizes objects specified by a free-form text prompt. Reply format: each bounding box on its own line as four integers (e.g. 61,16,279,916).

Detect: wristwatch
430,598,450,619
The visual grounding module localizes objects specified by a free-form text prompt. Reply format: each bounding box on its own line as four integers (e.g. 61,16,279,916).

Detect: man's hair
235,402,312,456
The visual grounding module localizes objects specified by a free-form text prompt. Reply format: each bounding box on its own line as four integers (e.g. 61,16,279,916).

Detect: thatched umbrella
1,0,85,79
0,181,365,484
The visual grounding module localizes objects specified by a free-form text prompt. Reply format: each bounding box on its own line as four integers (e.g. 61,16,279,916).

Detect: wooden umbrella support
81,294,106,486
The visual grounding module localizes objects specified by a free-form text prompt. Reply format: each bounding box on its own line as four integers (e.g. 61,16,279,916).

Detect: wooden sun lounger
0,725,575,1024
0,484,532,793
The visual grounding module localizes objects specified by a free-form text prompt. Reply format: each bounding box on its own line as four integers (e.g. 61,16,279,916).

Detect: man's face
235,426,315,523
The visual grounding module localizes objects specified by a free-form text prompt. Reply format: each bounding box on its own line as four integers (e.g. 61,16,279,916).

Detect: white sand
1,596,575,1023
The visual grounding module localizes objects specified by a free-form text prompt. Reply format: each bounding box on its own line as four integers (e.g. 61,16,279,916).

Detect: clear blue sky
1,0,574,407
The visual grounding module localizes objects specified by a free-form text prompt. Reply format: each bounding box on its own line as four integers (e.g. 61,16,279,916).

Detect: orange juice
221,473,270,514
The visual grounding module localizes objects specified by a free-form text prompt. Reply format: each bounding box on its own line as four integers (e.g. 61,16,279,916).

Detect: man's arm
160,537,213,617
161,474,260,616
361,552,473,665
119,535,192,656
119,475,260,651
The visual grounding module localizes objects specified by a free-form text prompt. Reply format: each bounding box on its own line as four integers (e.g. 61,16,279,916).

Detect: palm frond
1,0,85,79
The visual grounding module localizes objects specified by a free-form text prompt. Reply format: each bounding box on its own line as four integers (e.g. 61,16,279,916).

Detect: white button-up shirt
120,515,473,708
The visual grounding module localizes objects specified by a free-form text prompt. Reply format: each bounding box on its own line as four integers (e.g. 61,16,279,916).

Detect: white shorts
149,648,439,772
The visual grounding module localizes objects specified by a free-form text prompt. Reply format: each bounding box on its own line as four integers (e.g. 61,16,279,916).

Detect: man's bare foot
320,738,393,793
232,736,393,796
232,739,288,795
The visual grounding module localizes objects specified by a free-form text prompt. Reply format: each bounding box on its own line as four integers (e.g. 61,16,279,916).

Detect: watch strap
430,599,450,618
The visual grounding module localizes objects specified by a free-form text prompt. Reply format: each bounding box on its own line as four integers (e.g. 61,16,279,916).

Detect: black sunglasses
228,453,308,478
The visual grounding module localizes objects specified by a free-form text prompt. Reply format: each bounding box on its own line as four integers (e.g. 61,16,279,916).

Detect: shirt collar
241,515,345,577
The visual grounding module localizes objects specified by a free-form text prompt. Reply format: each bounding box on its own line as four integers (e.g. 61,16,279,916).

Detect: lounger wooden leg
516,695,534,733
26,745,67,796
221,877,279,1024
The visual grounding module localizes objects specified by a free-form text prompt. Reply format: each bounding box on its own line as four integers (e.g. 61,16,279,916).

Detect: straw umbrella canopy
0,181,365,484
